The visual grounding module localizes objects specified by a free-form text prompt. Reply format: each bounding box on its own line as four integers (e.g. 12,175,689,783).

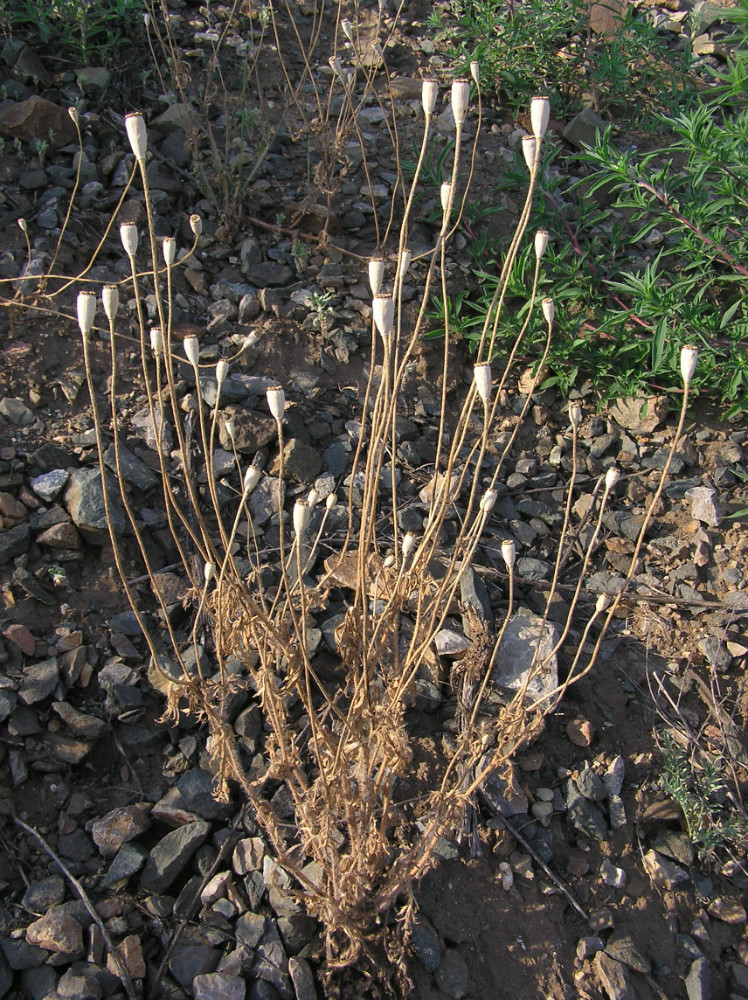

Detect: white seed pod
542,297,555,325
125,112,147,161
530,95,550,138
266,385,285,420
680,344,699,386
150,327,163,354
398,248,412,278
143,11,151,26
102,284,119,321
401,532,417,559
293,499,310,536
569,402,583,428
440,181,452,215
378,0,386,12
184,336,200,366
474,362,492,403
77,290,96,336
325,492,337,509
596,593,611,613
162,237,176,266
480,489,497,513
605,466,621,491
451,78,470,125
470,61,480,86
535,231,549,262
243,331,259,349
329,55,344,79
204,561,215,585
120,222,138,257
225,419,236,442
68,107,79,126
369,257,385,295
341,18,354,43
216,359,229,385
501,538,516,569
373,295,394,339
307,487,320,508
243,464,262,494
522,135,537,171
17,218,27,233
383,554,396,569
421,79,438,116
189,214,202,237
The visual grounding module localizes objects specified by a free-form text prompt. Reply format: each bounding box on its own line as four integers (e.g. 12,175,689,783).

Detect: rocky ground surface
1,1,748,999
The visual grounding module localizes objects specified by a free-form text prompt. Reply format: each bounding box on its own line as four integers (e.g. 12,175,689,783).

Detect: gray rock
104,843,148,885
288,957,316,1000
277,439,322,484
0,396,34,425
219,410,275,453
434,948,469,999
132,403,173,455
0,938,47,970
193,973,246,1000
603,756,625,798
236,912,266,950
698,636,732,670
75,66,111,94
600,859,627,889
565,779,608,840
26,907,83,954
516,556,552,580
0,521,31,564
563,107,605,149
64,468,125,544
168,944,220,989
57,969,102,1000
410,914,441,971
276,915,316,955
594,951,632,1000
459,565,493,635
57,829,95,862
21,876,65,914
577,765,606,802
245,262,293,287
254,920,291,999
609,795,627,828
176,770,233,821
19,658,59,705
685,957,711,1000
642,849,689,889
492,608,559,704
685,486,722,527
0,954,10,1000
605,931,650,974
30,470,69,501
103,444,159,491
141,820,211,892
577,936,604,960
322,441,349,476
20,965,58,1000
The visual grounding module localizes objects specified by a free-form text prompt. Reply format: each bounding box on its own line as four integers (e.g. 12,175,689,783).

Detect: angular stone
107,935,146,980
492,608,559,703
92,804,151,856
685,957,711,1000
64,468,125,545
643,849,689,890
566,779,608,840
21,876,65,914
288,957,317,1000
0,96,76,148
104,843,148,885
193,972,246,1000
168,944,220,990
19,658,59,704
272,439,322,484
605,932,650,974
685,486,722,527
26,908,83,954
141,821,211,892
176,769,233,821
51,703,107,740
434,948,469,999
594,952,632,1000
0,521,31,564
609,394,668,433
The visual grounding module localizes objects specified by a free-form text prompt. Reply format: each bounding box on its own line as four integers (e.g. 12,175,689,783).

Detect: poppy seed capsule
421,79,438,116
680,344,699,386
398,249,412,277
266,386,285,420
596,593,611,613
68,107,79,126
293,500,310,537
373,295,395,339
325,492,337,509
150,327,163,354
535,229,549,258
369,257,385,296
216,359,229,384
162,237,176,266
522,135,537,171
243,464,261,493
329,55,343,78
440,182,452,214
120,222,138,257
605,467,621,490
189,214,202,237
102,285,119,322
204,561,215,584
341,18,353,42
530,96,550,138
470,61,480,85
401,532,417,558
125,112,147,161
480,489,497,513
17,218,27,233
501,539,516,569
77,290,96,336
542,297,555,325
569,402,582,428
307,488,320,508
225,419,236,442
184,336,200,366
474,363,492,403
451,78,470,125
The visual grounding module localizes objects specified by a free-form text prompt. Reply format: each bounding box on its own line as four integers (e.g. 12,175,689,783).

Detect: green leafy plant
0,0,144,65
660,731,747,863
429,0,694,120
